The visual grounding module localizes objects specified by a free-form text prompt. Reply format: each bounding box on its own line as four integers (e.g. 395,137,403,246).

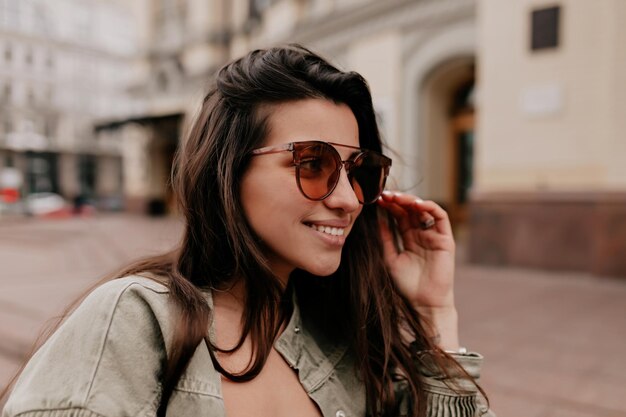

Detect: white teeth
308,224,345,236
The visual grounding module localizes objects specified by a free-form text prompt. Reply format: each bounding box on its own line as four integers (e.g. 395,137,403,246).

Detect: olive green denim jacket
3,276,492,417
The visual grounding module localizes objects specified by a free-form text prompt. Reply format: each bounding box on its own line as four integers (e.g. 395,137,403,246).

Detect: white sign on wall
519,84,564,116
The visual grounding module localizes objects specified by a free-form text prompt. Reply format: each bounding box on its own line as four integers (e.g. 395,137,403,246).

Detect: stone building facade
470,0,626,276
98,0,625,276
94,0,232,213
0,0,137,209
101,0,478,220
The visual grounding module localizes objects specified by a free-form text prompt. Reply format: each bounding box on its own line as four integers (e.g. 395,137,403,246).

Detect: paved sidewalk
456,266,626,417
1,214,625,416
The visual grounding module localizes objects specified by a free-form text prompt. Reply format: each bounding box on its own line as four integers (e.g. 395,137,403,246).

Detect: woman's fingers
378,193,413,232
379,191,452,236
379,192,427,231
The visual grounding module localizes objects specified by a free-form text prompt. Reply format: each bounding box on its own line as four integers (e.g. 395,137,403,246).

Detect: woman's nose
324,167,360,213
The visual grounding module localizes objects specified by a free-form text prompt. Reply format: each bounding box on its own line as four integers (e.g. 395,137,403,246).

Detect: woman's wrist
415,306,460,351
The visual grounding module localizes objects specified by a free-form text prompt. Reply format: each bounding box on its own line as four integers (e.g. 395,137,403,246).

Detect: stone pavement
1,214,625,416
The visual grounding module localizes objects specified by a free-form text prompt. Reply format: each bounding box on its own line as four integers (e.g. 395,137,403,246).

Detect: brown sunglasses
250,141,392,204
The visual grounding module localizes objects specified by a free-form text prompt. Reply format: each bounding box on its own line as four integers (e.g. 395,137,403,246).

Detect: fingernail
382,190,393,197
415,198,424,204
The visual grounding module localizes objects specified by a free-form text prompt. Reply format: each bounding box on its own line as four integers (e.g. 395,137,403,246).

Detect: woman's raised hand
376,191,459,349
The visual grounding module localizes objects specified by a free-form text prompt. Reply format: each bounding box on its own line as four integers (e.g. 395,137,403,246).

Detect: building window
531,5,561,51
44,116,57,139
250,0,271,19
27,88,36,106
3,84,11,101
45,53,54,69
25,47,33,65
78,154,97,197
155,0,187,32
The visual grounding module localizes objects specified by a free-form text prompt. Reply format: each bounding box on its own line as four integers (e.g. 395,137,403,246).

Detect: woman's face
240,98,363,284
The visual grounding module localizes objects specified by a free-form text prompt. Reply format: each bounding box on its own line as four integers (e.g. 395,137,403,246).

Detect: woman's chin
302,258,342,277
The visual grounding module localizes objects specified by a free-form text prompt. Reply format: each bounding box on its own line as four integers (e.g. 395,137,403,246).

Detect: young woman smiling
2,45,492,417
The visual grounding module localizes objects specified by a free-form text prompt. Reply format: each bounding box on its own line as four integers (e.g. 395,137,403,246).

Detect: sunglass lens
350,153,387,204
297,143,340,200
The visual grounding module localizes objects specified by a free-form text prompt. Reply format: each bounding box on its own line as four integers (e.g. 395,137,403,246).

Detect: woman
2,45,491,417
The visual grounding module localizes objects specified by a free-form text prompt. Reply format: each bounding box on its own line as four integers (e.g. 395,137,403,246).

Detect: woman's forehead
261,99,359,150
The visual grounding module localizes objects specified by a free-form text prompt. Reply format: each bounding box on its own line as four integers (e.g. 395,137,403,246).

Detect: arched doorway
448,79,475,225
419,57,475,228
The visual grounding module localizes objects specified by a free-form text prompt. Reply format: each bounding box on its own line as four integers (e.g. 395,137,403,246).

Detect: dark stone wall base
468,192,626,278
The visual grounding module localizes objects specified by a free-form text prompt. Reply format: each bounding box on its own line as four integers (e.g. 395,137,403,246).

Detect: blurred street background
1,0,626,416
1,215,625,416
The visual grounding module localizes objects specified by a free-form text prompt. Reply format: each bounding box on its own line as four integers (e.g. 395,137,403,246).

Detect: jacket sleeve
2,278,171,417
394,351,495,417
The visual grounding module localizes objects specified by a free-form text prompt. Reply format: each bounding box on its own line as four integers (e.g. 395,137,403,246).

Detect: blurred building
94,0,232,214
236,0,479,228
471,0,626,276
0,0,137,209
93,0,625,276
97,0,477,219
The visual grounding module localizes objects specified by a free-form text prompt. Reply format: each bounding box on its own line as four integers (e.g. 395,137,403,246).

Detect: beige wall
96,156,122,196
183,0,229,74
58,154,79,197
228,0,478,201
346,31,402,187
611,0,626,188
121,123,150,199
476,0,624,193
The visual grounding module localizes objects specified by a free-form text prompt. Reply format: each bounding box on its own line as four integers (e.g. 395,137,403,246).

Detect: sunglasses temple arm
250,143,293,156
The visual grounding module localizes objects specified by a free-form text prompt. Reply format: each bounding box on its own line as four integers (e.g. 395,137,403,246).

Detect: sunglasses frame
250,140,392,204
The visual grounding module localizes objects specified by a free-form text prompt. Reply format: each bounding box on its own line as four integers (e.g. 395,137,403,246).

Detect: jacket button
294,326,301,334
336,410,346,417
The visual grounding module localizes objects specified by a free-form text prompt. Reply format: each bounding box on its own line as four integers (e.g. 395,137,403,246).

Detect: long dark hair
3,45,484,416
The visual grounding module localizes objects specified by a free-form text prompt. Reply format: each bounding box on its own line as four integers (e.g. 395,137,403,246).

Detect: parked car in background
23,193,72,218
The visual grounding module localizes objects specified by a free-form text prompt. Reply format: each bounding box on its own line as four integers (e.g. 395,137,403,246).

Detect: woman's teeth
308,224,345,236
